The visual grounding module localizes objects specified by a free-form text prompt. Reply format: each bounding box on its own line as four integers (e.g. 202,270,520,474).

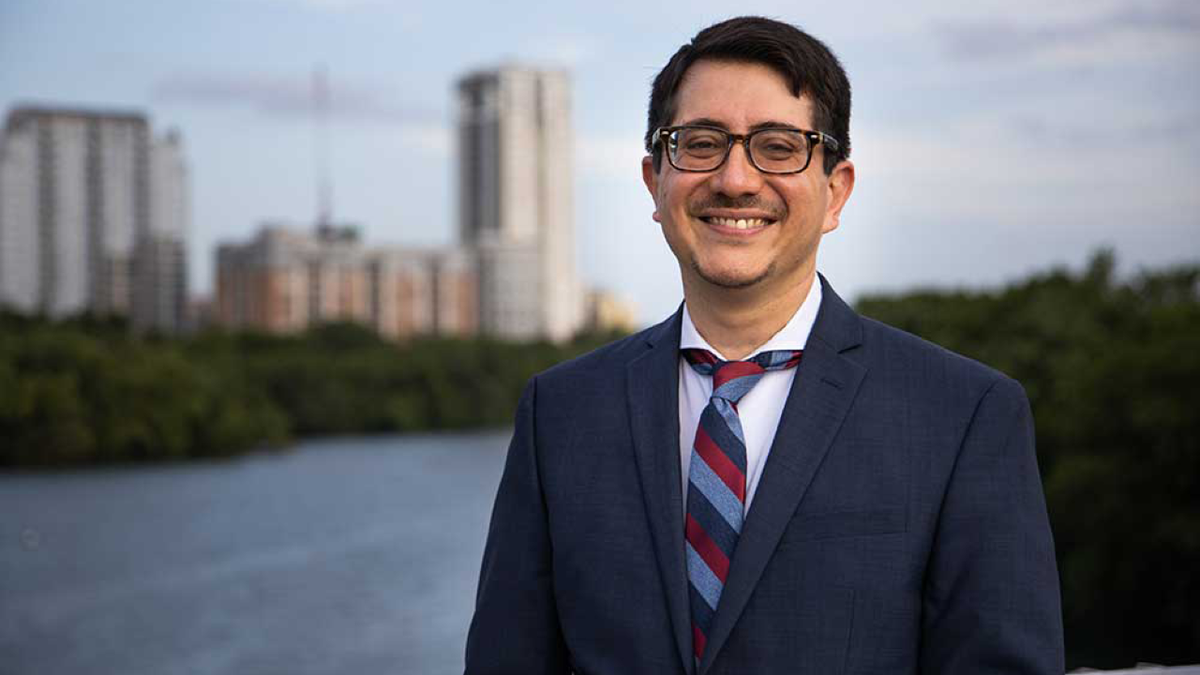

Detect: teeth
707,216,768,230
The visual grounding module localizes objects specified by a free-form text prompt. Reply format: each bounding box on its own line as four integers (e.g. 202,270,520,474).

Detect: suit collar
629,304,695,674
809,272,863,354
642,300,684,349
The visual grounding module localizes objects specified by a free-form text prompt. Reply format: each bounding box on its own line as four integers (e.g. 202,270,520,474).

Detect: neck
685,272,816,361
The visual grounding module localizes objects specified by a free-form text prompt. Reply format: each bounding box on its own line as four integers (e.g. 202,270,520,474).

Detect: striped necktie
681,347,803,662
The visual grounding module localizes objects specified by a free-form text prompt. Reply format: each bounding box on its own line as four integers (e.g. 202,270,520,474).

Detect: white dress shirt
678,276,822,515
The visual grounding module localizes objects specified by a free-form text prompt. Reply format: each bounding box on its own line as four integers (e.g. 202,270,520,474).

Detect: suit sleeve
465,377,570,674
920,377,1065,674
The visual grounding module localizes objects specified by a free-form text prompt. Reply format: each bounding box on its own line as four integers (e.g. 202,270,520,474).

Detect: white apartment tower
457,66,580,342
0,106,188,332
136,129,189,333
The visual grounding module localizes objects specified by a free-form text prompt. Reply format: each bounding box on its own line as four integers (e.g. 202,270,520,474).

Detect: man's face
642,59,853,297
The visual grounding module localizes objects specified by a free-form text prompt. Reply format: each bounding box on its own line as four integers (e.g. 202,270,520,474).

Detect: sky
1,0,1197,325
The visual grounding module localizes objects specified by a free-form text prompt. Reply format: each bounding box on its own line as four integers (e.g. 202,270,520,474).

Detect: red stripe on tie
684,348,718,365
694,425,746,502
693,624,707,658
686,513,730,582
712,360,763,390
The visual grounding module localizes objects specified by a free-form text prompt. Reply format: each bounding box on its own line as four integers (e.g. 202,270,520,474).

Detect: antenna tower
313,65,333,229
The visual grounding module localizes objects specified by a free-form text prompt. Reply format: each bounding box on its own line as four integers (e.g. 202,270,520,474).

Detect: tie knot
681,348,802,403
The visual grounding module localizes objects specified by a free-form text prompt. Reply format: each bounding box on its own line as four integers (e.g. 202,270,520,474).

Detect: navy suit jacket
465,277,1064,675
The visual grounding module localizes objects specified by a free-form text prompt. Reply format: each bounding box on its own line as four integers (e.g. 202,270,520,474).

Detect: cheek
659,221,690,262
660,174,703,212
786,184,826,222
659,213,685,244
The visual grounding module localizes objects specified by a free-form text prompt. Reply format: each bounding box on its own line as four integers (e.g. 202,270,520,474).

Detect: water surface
1,432,510,675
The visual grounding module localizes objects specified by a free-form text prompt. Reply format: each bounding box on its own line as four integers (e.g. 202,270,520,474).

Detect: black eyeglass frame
652,125,841,175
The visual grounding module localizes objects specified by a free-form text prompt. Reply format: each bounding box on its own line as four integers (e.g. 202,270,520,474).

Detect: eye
753,131,805,159
676,129,726,156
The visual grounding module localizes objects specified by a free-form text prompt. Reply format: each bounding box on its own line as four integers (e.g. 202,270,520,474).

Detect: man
466,16,1063,675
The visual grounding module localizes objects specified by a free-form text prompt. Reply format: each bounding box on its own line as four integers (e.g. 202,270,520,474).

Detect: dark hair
645,16,851,175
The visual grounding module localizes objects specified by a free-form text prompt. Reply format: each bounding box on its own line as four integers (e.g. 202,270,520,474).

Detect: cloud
1007,112,1200,151
524,35,600,68
935,0,1200,63
234,0,390,12
396,123,451,157
857,107,1199,189
576,134,645,181
150,71,439,125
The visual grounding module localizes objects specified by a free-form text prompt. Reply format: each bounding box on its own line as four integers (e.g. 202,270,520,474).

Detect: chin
692,260,771,290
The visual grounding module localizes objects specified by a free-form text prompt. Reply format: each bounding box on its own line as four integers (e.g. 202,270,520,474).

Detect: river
0,432,510,675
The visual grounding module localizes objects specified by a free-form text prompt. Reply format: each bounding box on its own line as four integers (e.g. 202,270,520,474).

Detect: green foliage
0,313,623,467
857,251,1200,670
0,312,291,466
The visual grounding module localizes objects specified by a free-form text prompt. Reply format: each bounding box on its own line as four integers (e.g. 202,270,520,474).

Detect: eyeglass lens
668,127,812,173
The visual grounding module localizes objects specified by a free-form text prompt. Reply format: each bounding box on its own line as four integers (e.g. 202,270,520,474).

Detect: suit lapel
698,278,868,674
627,307,694,674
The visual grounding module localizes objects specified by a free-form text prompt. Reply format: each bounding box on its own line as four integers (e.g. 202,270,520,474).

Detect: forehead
671,59,813,130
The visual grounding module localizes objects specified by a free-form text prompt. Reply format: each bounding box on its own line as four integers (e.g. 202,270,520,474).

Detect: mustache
688,195,786,219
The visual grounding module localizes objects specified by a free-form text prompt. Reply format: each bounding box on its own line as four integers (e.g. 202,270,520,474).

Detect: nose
708,141,764,197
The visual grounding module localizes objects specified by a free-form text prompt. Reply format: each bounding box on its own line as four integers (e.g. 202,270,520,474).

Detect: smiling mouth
700,216,774,231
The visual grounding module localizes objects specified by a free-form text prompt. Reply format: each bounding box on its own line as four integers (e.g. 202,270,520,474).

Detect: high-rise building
0,119,38,313
0,106,188,332
457,65,581,342
135,129,189,333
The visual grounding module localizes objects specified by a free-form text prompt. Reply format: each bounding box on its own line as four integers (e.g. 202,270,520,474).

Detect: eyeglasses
652,125,840,174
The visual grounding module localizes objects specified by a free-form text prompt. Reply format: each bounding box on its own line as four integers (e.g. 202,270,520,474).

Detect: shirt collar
680,273,823,361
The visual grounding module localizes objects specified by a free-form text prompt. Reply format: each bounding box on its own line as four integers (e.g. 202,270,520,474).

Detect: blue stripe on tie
688,580,716,633
687,483,738,559
699,406,747,472
714,372,762,403
756,350,790,368
686,542,722,610
711,398,747,447
688,451,744,531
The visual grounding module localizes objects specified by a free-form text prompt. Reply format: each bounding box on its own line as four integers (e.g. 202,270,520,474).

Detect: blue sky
2,0,1197,324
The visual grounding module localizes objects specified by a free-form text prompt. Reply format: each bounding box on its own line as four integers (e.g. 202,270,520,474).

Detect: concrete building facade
0,106,188,332
216,223,477,341
458,65,581,342
136,130,188,333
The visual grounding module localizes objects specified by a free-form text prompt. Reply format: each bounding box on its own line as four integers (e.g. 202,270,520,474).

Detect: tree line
856,251,1198,670
0,314,624,465
1,251,1196,668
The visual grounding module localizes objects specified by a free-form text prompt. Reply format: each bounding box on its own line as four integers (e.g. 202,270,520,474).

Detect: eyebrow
679,118,804,132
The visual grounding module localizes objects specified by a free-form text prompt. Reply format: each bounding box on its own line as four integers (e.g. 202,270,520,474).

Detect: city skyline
1,0,1197,325
212,64,598,343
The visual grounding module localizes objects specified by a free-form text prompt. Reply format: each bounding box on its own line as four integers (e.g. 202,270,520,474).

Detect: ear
641,155,661,222
821,159,855,235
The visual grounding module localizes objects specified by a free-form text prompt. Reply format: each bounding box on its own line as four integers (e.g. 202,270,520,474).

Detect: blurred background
0,1,1197,673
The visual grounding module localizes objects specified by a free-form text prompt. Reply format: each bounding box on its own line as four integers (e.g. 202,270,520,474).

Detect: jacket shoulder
537,323,657,384
857,314,1022,394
